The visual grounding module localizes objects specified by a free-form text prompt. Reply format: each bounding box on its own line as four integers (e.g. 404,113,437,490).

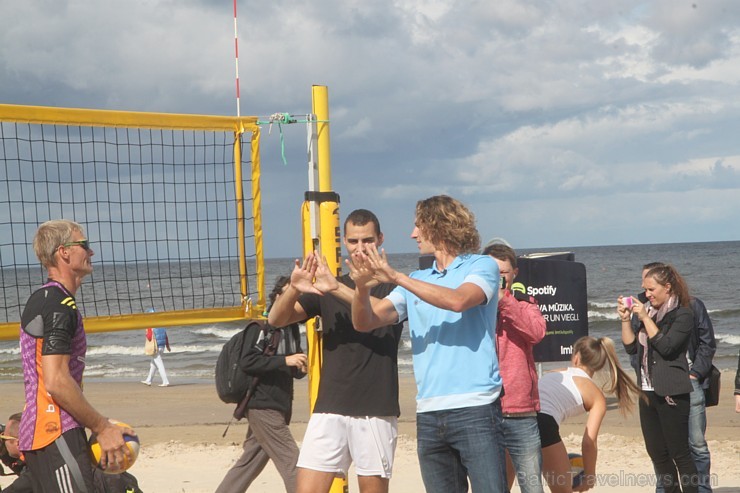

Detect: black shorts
23,428,94,493
537,412,562,448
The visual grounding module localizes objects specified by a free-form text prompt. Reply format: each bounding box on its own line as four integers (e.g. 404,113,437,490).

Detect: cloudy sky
2,0,740,258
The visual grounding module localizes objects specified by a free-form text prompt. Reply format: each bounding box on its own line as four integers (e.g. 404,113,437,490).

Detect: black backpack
215,320,266,404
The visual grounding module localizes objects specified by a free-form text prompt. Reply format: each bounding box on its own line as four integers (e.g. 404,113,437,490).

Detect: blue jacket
152,328,168,349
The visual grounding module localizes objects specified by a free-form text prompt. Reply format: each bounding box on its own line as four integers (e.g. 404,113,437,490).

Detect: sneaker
159,383,169,387
140,380,151,386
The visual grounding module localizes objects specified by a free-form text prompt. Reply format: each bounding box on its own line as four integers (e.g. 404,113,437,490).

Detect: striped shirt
19,281,86,451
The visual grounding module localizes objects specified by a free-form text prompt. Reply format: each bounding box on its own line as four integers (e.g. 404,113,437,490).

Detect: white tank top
538,367,591,425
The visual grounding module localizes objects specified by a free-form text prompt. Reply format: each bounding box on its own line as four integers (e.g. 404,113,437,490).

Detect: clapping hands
346,244,398,287
289,251,340,296
291,246,398,295
289,254,322,295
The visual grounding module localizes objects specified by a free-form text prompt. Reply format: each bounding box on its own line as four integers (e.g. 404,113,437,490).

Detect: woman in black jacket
618,264,698,493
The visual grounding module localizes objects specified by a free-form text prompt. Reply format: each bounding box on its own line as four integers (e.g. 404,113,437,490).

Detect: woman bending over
538,336,641,492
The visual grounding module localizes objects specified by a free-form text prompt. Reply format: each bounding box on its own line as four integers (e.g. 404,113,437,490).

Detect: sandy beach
1,372,738,492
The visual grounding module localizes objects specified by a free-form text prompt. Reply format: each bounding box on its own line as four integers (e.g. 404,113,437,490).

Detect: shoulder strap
56,433,90,493
262,326,282,356
290,324,303,353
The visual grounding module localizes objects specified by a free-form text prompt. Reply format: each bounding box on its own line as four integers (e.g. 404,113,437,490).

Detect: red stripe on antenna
233,0,241,117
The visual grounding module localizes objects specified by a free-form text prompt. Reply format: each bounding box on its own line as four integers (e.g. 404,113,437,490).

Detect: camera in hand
623,296,633,308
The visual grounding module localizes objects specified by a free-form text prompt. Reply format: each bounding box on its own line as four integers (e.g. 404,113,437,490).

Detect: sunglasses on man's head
62,240,90,251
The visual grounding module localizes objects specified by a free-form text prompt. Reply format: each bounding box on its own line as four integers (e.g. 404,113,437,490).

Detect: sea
1,241,738,383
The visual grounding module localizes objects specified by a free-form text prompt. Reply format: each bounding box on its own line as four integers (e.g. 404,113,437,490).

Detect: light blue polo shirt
387,254,502,413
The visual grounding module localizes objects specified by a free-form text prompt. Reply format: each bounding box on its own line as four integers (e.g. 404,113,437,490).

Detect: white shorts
297,413,398,478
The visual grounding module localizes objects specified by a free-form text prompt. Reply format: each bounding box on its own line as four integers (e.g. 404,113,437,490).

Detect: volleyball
568,452,585,487
89,421,140,474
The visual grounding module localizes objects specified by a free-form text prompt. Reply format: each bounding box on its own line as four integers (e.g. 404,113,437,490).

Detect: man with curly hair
349,195,507,493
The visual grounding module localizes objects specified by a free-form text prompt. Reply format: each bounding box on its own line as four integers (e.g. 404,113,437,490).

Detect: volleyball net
0,104,265,339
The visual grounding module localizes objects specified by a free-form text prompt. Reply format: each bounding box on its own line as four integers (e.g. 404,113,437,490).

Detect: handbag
144,328,158,356
704,365,721,407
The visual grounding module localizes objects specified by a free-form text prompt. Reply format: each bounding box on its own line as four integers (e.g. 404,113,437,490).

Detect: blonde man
19,220,134,493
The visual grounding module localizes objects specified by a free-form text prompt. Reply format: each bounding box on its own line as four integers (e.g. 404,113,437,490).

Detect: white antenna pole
233,0,241,117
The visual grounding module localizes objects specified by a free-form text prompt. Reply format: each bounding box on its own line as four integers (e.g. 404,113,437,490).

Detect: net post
309,85,347,493
234,126,250,316
313,86,333,197
250,126,266,316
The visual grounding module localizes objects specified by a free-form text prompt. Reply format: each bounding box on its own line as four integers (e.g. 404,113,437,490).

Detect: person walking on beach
141,309,171,387
216,276,307,493
350,195,507,493
484,242,546,493
619,264,699,493
19,220,135,493
537,336,641,493
268,209,403,493
631,262,716,493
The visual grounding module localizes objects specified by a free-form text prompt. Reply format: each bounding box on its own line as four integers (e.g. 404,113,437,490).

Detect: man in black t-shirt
269,209,403,493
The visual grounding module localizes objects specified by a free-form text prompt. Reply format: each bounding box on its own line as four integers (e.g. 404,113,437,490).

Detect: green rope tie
255,113,330,166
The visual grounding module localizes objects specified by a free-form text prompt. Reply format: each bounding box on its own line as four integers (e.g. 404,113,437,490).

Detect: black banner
514,257,588,362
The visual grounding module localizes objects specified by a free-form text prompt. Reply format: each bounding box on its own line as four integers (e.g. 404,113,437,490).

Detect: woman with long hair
619,264,698,493
538,336,641,492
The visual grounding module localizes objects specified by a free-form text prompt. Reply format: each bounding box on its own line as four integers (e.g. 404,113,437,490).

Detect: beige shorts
297,413,398,478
